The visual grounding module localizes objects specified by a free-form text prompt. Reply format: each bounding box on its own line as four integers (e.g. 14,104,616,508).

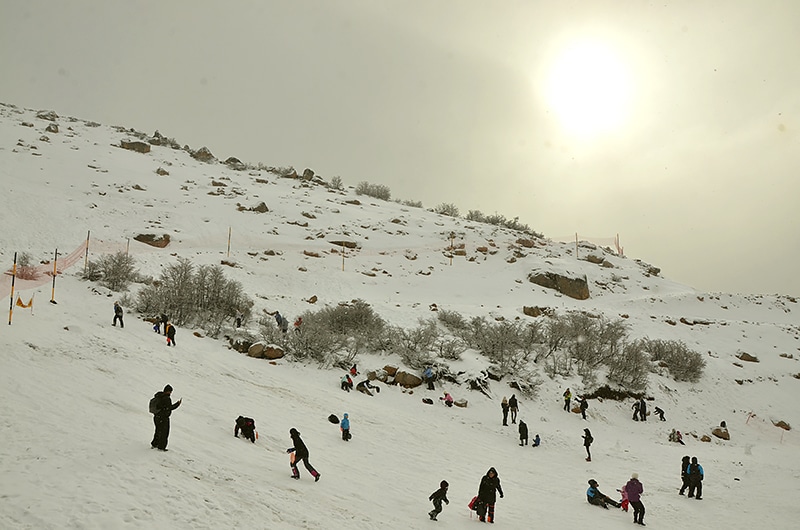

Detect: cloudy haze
2,0,798,296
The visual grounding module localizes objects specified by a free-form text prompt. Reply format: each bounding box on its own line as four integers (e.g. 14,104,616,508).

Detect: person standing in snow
340,413,351,441
678,455,691,495
563,388,572,411
638,398,647,421
160,313,168,336
578,396,589,420
518,420,528,446
686,456,703,500
424,366,435,390
626,473,646,525
632,400,641,421
113,301,124,328
165,322,176,346
150,384,181,451
583,428,593,461
235,310,243,328
286,428,320,481
508,394,519,424
476,467,504,523
501,396,509,426
428,480,450,521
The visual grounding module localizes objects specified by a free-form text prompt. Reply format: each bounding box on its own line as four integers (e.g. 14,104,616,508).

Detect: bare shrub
137,258,251,337
606,340,651,390
355,181,391,201
401,199,424,208
644,338,705,382
437,309,469,332
433,203,460,217
16,252,39,280
88,251,139,292
329,176,343,190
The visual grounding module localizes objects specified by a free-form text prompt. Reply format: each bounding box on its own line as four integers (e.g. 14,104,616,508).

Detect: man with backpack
112,301,124,328
578,397,589,420
150,385,182,451
686,456,704,500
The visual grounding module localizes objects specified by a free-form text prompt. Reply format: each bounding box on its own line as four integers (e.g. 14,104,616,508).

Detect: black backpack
149,395,159,415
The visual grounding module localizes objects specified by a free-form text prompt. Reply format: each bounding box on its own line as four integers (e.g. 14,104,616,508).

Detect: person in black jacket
165,322,176,346
678,455,691,495
508,394,519,424
287,428,320,482
113,301,124,328
477,467,504,523
160,313,168,336
151,385,182,451
235,416,256,443
686,456,704,500
428,480,450,521
583,428,594,461
578,397,588,420
518,420,529,446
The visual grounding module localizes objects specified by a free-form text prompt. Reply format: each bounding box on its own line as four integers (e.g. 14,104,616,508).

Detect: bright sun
544,40,633,138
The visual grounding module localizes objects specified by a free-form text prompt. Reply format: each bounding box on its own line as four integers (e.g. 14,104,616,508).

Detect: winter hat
164,385,173,393
588,479,598,486
343,413,348,418
289,428,299,436
631,473,639,480
440,480,449,489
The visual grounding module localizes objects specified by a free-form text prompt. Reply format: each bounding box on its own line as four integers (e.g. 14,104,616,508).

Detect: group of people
112,303,177,345
149,384,322,482
436,467,503,523
587,474,646,525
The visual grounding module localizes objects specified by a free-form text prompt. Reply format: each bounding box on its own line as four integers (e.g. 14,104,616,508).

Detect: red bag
468,496,479,510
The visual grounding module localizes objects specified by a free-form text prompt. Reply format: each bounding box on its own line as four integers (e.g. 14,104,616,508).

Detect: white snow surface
1,102,800,529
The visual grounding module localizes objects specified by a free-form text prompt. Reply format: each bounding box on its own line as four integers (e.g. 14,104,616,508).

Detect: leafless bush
329,176,343,190
644,338,705,382
433,203,460,217
355,181,391,201
606,340,651,390
87,251,139,292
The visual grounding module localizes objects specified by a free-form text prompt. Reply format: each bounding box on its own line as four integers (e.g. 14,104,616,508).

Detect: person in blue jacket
586,479,620,509
340,413,351,441
686,456,704,500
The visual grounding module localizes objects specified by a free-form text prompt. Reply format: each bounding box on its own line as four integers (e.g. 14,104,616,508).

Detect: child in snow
441,392,454,407
286,428,320,482
476,467,504,523
654,406,666,421
341,374,353,392
617,482,629,512
165,322,176,346
340,413,351,441
428,480,449,521
234,416,256,443
532,433,541,447
586,479,620,509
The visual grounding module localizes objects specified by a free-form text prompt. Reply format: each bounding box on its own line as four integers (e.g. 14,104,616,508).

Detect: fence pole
50,248,58,304
83,230,90,273
227,227,232,257
8,252,17,325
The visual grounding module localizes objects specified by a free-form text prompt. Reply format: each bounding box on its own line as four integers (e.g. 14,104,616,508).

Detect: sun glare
544,40,633,138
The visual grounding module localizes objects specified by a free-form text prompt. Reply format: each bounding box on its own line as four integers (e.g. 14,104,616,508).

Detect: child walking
428,480,449,521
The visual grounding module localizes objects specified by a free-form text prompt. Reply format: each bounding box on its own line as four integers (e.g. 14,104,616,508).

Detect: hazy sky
2,0,798,296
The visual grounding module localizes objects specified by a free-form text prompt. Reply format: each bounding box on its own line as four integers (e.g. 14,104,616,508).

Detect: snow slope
1,102,799,529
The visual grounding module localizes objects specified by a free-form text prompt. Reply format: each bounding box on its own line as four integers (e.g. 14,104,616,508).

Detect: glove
286,448,295,454
499,493,504,498
445,500,449,505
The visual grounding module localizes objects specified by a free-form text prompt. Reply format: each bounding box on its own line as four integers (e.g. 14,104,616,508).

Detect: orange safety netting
1,240,87,300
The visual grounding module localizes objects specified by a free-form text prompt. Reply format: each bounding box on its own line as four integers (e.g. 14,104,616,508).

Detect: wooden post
227,227,232,257
126,238,130,256
50,248,58,304
449,232,454,266
83,230,90,273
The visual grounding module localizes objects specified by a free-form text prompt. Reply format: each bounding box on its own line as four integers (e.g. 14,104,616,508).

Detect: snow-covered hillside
1,102,799,529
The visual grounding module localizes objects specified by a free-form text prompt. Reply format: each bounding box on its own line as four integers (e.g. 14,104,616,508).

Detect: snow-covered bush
644,338,705,382
354,181,391,201
85,251,139,292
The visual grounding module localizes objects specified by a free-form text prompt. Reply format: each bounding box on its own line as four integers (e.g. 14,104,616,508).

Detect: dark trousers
431,498,443,516
510,408,517,423
688,480,702,498
427,379,435,390
679,476,690,494
520,436,527,446
113,314,123,327
480,503,495,522
502,409,508,426
291,454,319,478
631,500,645,523
342,428,351,441
152,416,170,449
564,399,570,411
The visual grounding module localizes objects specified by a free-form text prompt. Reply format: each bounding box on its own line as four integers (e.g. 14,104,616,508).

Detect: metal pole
227,227,232,257
8,252,17,325
84,230,90,273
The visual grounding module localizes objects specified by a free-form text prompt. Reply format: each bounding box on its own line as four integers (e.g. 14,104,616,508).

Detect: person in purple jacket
625,473,645,526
